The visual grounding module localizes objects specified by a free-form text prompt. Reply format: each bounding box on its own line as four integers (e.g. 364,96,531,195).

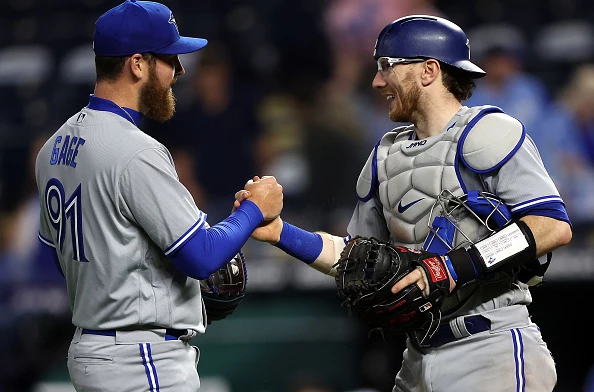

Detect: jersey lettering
70,138,85,168
65,136,78,166
50,136,62,165
45,178,88,262
50,135,86,167
57,135,70,165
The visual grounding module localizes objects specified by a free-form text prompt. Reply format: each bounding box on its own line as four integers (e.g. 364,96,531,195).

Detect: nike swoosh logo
397,198,423,213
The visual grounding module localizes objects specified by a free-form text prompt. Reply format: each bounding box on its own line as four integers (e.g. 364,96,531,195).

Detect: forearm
445,215,572,288
273,222,347,276
170,201,263,279
520,215,572,257
310,233,347,276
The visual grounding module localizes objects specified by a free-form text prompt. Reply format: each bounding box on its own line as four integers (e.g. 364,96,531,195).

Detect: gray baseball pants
394,305,557,392
68,327,200,392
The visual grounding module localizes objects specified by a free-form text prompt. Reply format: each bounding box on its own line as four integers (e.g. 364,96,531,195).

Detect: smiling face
372,62,422,123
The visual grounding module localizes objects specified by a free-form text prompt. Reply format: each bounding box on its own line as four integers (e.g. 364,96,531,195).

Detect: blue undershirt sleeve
169,200,264,279
274,222,323,264
37,237,63,277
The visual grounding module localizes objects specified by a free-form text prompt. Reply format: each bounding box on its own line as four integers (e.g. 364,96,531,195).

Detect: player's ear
128,53,146,80
420,59,441,87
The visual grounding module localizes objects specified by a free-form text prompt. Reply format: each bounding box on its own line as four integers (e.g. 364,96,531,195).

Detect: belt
82,328,187,341
409,315,491,348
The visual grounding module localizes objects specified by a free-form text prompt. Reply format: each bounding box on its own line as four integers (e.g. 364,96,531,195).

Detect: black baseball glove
334,237,451,336
200,251,247,324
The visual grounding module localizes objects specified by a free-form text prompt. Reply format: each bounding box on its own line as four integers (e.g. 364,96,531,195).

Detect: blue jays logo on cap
93,0,207,57
168,12,179,33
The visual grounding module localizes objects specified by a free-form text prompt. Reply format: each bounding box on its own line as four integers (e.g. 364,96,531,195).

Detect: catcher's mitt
200,251,247,324
334,237,450,338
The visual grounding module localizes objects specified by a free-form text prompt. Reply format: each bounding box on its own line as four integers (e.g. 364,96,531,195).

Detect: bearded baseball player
237,15,572,392
35,1,283,391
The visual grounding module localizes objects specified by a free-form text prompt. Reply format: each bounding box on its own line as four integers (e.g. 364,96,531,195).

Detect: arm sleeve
37,233,63,277
168,200,263,279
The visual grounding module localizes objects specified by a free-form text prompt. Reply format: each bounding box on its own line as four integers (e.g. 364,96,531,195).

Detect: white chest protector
356,105,525,252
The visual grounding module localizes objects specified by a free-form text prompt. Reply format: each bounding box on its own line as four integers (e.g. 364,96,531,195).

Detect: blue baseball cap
93,0,208,57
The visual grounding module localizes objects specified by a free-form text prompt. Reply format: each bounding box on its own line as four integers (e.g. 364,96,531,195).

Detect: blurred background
1,0,594,391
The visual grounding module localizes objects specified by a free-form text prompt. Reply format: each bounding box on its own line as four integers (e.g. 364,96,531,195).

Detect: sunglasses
376,57,426,73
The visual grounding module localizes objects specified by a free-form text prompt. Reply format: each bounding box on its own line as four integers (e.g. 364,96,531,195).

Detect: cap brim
453,60,486,78
153,37,208,55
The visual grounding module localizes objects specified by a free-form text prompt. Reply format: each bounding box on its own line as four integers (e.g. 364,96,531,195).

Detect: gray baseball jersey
36,103,207,333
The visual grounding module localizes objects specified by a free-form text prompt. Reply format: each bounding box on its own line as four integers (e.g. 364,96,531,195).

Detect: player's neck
94,82,141,112
413,96,462,140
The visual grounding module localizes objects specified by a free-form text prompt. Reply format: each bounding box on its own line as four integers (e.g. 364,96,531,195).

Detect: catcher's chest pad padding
356,106,517,249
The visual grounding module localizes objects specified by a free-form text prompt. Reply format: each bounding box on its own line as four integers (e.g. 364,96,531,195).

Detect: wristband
446,247,478,285
446,221,537,286
274,222,323,264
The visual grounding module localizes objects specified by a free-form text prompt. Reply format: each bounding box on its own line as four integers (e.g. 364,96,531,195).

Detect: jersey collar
86,94,143,127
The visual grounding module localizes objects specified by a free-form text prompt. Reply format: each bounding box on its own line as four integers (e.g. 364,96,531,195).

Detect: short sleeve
118,147,204,251
483,137,564,215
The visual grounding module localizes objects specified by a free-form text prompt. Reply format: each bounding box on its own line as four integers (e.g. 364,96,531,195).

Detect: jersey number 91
44,178,88,262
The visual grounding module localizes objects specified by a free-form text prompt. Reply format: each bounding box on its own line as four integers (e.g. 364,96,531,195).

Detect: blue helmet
374,15,486,78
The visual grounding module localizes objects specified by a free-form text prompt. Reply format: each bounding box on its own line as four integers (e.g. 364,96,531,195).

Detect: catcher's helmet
374,15,486,78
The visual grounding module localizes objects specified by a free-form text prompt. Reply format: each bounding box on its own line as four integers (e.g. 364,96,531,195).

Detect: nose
372,72,386,89
175,57,185,76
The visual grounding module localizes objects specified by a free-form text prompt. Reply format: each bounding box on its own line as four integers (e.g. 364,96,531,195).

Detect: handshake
200,175,283,324
233,176,284,243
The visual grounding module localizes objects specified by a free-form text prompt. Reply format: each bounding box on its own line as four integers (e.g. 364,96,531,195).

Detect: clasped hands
232,176,284,243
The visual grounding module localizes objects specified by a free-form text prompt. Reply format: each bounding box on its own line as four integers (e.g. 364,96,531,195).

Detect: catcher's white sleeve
311,233,348,276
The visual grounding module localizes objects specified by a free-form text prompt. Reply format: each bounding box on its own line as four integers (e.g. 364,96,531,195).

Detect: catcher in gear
237,15,571,392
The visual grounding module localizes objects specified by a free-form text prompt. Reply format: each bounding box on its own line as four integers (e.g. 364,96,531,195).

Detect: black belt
410,315,491,348
82,328,187,341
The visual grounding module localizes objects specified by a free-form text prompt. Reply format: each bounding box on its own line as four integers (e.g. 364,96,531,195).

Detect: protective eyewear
376,57,426,73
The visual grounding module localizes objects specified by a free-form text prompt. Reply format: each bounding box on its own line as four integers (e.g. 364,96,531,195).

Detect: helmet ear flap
424,190,512,254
